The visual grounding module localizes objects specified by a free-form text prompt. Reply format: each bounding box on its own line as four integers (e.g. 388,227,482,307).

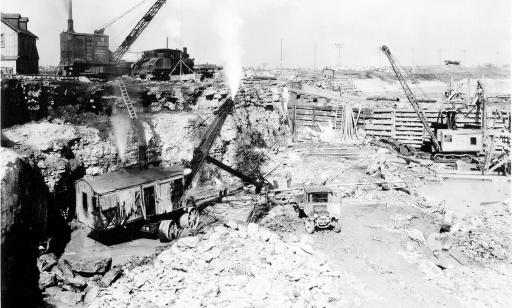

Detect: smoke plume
110,114,131,162
214,4,244,97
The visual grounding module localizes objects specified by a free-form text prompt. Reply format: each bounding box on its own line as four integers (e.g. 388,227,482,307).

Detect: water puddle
62,228,167,266
417,179,511,216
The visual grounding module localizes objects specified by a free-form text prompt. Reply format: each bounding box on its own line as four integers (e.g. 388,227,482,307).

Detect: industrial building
0,12,39,74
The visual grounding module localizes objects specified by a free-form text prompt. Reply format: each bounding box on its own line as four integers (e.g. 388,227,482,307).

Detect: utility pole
437,48,443,66
166,36,169,49
334,43,343,71
314,41,317,71
411,48,416,68
280,38,283,70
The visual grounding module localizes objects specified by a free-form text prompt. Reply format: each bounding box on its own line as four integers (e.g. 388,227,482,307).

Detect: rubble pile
91,223,368,307
146,83,206,111
453,207,512,264
37,253,124,306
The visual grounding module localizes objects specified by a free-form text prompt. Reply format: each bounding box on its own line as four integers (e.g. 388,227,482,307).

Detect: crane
380,45,441,151
112,0,167,63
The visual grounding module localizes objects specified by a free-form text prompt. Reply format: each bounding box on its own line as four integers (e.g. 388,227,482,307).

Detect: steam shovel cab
75,167,196,241
294,186,342,234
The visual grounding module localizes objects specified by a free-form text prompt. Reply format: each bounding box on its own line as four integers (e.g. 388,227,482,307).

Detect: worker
214,177,227,198
285,170,292,188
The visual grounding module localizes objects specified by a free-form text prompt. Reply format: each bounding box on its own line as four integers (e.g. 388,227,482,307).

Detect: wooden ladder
118,79,137,119
335,101,344,130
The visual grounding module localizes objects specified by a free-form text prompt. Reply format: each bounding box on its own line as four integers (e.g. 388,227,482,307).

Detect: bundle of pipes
339,102,359,143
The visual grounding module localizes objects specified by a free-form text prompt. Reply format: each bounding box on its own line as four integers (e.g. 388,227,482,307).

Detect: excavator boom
182,99,266,195
380,45,441,151
112,0,167,63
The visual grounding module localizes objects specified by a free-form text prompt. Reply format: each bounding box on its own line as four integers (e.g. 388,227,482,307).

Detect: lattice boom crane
380,45,441,151
112,0,167,63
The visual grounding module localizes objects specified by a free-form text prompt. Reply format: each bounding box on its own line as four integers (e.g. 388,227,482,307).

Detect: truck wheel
305,219,315,234
332,219,341,233
158,220,178,242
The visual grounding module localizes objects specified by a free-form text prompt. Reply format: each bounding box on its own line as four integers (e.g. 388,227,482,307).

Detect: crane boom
112,0,167,63
380,45,441,151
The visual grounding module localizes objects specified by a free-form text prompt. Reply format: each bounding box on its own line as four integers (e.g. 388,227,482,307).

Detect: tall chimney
67,0,74,32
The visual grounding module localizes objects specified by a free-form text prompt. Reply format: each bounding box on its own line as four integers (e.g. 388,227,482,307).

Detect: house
1,13,39,74
75,167,185,230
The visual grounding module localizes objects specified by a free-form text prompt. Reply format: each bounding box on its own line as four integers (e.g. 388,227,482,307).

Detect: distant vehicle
293,186,342,234
131,48,195,80
444,60,460,66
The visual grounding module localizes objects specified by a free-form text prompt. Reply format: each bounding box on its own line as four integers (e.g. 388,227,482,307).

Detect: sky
1,0,511,68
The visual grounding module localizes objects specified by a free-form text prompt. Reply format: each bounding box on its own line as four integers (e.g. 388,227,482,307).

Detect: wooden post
293,95,298,141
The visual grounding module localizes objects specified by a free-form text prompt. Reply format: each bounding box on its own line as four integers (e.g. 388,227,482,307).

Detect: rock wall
1,148,49,307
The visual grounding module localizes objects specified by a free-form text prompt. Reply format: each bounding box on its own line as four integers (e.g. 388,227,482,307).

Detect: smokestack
67,0,74,32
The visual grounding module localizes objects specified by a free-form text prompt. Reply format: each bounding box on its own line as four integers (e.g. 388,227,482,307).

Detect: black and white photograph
0,0,511,307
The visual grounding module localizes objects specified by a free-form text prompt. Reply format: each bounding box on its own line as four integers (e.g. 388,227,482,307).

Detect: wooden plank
290,109,335,117
287,103,335,111
365,124,392,131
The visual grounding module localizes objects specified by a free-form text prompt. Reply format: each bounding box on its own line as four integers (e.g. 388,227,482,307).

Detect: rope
97,0,151,32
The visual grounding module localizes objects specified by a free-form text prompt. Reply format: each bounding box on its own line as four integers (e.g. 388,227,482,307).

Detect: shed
75,167,184,230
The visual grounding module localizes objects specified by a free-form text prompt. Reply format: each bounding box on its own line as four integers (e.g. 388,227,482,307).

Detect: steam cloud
214,4,244,97
110,114,131,162
165,18,182,44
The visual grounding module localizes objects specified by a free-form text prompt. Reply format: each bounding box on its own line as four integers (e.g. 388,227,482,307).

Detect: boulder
38,271,56,290
101,267,123,287
83,285,100,305
37,253,58,272
64,275,87,289
51,290,84,306
177,236,199,249
224,220,239,230
64,256,112,276
58,259,74,278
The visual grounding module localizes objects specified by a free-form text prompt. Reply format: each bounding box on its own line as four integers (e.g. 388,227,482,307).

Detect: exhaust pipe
67,0,74,32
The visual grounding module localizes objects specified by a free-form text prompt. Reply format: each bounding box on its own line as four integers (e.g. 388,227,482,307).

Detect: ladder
335,101,344,130
118,79,137,119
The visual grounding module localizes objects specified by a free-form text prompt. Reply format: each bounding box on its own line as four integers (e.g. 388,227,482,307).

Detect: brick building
1,13,39,74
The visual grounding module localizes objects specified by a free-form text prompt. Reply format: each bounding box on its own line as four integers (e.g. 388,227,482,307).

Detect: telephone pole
437,48,443,66
334,43,343,71
280,38,283,70
313,41,317,71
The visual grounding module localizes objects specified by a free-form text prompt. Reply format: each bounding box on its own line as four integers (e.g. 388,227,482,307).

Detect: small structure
1,13,39,74
75,167,185,230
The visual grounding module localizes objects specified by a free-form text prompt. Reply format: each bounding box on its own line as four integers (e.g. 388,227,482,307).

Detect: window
82,192,88,214
92,196,98,211
444,134,453,142
309,193,329,203
1,34,5,48
470,137,477,145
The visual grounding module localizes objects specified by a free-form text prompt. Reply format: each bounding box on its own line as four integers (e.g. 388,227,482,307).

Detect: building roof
304,186,334,193
1,13,38,38
78,166,184,195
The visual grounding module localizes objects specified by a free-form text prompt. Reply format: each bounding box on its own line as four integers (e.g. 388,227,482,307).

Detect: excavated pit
0,77,288,306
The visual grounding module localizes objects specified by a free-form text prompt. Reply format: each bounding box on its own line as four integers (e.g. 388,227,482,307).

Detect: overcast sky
2,0,510,68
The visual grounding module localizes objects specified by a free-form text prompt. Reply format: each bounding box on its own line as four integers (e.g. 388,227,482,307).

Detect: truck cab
294,186,342,233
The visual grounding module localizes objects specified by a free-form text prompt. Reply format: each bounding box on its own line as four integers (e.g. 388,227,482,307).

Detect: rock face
1,148,49,307
90,224,362,307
